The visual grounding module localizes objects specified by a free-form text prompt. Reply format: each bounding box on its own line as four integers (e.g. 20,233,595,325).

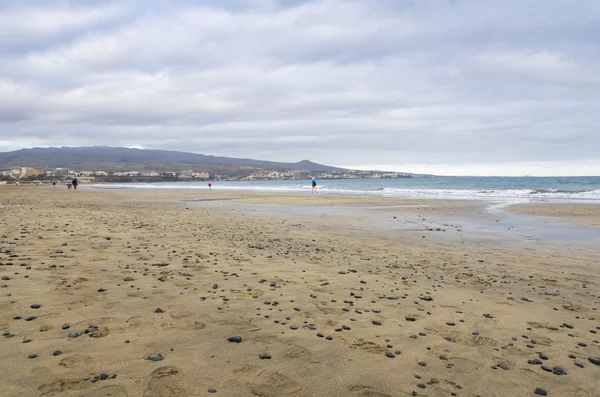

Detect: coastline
1,186,599,397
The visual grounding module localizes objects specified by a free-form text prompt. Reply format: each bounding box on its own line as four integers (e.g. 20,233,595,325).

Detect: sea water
93,176,600,202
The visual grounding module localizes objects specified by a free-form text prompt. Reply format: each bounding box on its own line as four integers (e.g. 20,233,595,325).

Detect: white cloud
1,0,599,175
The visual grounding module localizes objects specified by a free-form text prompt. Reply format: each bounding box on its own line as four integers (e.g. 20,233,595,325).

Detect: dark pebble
325,336,333,340
588,357,600,365
528,359,542,365
208,389,217,393
317,333,324,338
154,308,164,313
385,351,395,358
69,332,80,338
52,350,62,356
575,362,585,368
23,339,32,343
28,354,37,359
417,383,426,389
405,317,416,321
212,284,218,289
539,353,548,360
227,336,242,343
25,316,37,321
472,331,480,336
30,304,41,309
97,288,106,292
372,320,382,326
534,388,547,396
259,353,272,359
147,354,164,361
447,322,455,326
99,373,109,380
61,323,70,330
541,365,552,372
418,361,427,367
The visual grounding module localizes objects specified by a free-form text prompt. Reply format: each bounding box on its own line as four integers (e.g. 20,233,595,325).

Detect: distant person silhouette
311,178,317,194
208,182,212,190
72,178,78,190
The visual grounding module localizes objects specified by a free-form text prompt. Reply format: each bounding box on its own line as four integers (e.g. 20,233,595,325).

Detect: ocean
92,176,600,202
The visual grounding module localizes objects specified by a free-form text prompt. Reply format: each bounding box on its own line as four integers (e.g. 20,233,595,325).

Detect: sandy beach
1,186,599,397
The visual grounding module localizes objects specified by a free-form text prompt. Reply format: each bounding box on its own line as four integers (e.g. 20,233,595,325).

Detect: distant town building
180,170,193,176
21,167,40,178
192,172,210,179
54,168,69,176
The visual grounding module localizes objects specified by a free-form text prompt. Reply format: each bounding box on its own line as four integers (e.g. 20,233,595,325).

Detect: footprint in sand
352,340,386,354
247,371,302,397
283,345,312,360
143,366,189,397
38,377,92,396
357,393,392,397
59,354,95,368
76,385,129,397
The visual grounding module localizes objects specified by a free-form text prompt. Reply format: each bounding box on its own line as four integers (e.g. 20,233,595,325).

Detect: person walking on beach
311,178,317,194
208,182,212,190
72,178,78,190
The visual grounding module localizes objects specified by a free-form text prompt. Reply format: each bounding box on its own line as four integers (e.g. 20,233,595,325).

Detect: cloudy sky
1,0,599,176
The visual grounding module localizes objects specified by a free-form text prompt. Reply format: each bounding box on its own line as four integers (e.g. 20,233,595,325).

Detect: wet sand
1,186,599,397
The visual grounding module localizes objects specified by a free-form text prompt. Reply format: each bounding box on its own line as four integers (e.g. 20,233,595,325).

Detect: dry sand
1,186,599,397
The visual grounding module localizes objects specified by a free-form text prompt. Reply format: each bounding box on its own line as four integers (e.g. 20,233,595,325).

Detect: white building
192,172,210,179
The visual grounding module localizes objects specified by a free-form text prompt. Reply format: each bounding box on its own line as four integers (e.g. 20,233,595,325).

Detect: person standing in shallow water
208,182,212,190
311,178,317,194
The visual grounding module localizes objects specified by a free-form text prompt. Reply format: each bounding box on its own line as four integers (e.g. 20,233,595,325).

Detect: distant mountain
0,146,344,173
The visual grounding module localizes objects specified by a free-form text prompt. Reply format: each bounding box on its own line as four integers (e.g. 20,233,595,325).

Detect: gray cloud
1,0,599,175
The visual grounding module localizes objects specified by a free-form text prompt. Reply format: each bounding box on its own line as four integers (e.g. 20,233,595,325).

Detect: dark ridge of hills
0,146,344,173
